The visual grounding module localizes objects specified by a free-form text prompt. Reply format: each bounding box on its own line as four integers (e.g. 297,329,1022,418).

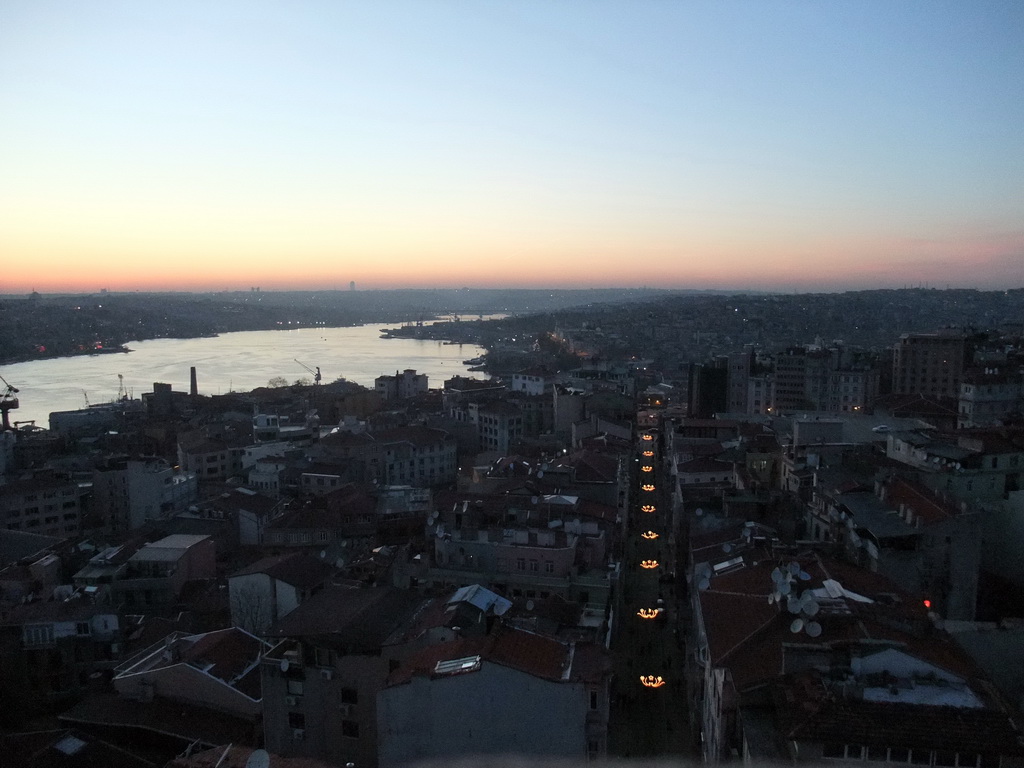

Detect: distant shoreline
2,344,133,367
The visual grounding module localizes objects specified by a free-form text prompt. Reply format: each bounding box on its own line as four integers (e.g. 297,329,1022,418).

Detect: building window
288,712,305,729
590,690,599,710
341,687,358,704
313,647,334,667
287,679,304,696
342,720,359,738
516,558,526,571
23,624,54,646
544,561,554,574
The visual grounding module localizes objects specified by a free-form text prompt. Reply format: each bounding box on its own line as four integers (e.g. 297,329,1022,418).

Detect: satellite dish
541,463,549,471
788,562,801,575
799,570,811,581
531,496,538,504
695,507,704,516
526,599,535,611
771,567,784,584
723,543,733,553
280,658,290,673
790,618,804,633
698,577,711,591
787,596,801,614
768,594,775,605
804,600,820,617
246,750,271,768
806,621,823,638
536,470,544,479
779,581,792,596
320,550,326,559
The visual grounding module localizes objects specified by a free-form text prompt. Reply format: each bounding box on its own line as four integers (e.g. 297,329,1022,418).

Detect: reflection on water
2,324,487,427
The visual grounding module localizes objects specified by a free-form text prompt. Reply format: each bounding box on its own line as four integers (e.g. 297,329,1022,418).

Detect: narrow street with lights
608,429,692,760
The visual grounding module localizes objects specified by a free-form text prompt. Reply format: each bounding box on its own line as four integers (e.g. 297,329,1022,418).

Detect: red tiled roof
698,552,982,691
177,628,267,690
210,489,278,514
59,693,258,747
268,585,425,651
230,551,332,588
374,425,452,447
269,484,378,530
883,477,957,525
565,450,619,483
773,673,1022,753
677,457,734,473
388,625,575,686
575,498,617,523
317,430,377,448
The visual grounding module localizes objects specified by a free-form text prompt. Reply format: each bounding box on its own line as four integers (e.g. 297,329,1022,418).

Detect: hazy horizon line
5,284,1023,299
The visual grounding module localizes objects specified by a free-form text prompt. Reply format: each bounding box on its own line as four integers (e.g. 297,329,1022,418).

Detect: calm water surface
2,323,487,427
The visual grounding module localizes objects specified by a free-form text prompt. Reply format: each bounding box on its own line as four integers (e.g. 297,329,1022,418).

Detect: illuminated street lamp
640,559,659,569
642,434,653,441
637,608,663,619
641,504,656,513
641,530,659,540
642,450,654,457
640,675,667,688
641,465,653,472
641,484,655,492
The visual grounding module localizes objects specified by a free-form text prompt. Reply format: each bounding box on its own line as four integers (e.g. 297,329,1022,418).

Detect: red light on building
923,599,931,609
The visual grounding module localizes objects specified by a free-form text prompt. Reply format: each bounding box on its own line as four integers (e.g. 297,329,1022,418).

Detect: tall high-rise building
892,330,966,398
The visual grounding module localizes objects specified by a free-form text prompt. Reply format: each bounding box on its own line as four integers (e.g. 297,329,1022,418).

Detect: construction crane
0,375,19,432
294,359,321,386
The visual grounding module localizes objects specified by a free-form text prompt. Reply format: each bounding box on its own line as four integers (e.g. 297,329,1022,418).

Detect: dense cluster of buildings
2,313,1024,766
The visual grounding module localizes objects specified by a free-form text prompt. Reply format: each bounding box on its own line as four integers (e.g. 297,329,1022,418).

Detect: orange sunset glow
1,2,1021,294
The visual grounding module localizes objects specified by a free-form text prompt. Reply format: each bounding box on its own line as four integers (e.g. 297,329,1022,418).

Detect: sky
1,1,1022,294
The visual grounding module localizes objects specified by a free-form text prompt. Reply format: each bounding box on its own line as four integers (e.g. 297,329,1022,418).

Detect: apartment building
93,456,198,534
374,369,428,402
959,369,1022,428
378,624,610,765
0,471,84,538
111,534,216,613
892,330,967,398
688,535,1018,764
260,585,426,768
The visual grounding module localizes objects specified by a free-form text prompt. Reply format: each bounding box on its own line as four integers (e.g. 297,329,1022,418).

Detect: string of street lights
636,431,668,690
